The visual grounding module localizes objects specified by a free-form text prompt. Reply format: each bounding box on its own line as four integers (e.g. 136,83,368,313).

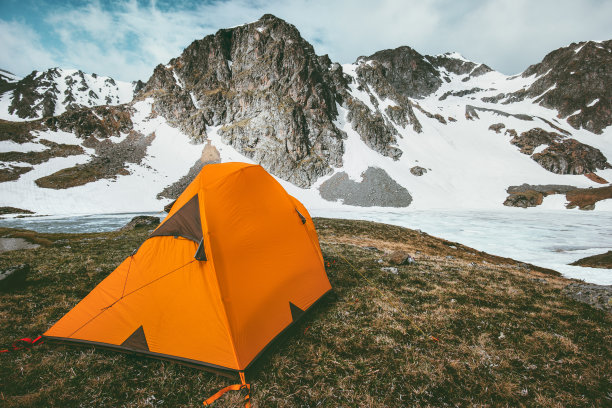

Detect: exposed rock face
501,41,612,134
507,184,578,194
0,119,40,143
585,173,608,184
0,69,18,94
566,185,612,210
503,190,544,208
319,167,412,207
0,165,34,182
0,139,84,166
345,98,402,159
439,87,484,100
0,16,610,212
44,105,134,139
140,14,346,188
503,183,612,210
510,128,610,174
466,105,533,122
157,141,221,200
356,47,441,99
344,47,492,154
503,184,578,208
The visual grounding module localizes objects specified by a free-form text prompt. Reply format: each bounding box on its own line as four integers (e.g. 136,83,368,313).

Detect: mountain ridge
0,14,610,215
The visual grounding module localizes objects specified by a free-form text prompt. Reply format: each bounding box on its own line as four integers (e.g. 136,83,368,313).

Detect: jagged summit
139,12,346,187
519,40,611,133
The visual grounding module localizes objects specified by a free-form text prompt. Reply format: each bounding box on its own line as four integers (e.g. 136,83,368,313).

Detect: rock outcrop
319,167,412,207
410,166,427,176
498,41,612,134
503,183,612,210
570,251,612,269
503,184,577,208
120,216,160,231
510,128,610,174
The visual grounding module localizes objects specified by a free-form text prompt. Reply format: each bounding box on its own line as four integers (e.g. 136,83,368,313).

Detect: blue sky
1,0,611,82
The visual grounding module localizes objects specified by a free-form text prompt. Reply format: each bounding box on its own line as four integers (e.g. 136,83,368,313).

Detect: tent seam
199,185,243,371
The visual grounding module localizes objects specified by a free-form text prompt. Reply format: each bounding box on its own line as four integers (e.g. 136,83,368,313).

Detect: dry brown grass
0,218,610,407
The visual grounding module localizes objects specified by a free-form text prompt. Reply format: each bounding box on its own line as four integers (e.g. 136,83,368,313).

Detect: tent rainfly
44,162,332,403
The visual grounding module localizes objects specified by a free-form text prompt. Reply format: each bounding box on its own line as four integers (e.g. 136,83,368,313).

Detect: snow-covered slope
0,68,135,121
0,99,201,214
0,16,610,216
318,47,611,210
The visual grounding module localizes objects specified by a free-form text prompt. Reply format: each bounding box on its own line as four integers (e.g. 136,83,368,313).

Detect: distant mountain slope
0,15,610,215
0,68,135,121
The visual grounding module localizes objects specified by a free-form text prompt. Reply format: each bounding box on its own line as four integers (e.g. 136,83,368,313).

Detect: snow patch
586,98,599,107
574,43,586,53
0,92,28,121
172,70,184,89
532,144,548,155
0,102,202,215
0,141,47,153
190,92,200,109
439,52,470,62
333,104,395,182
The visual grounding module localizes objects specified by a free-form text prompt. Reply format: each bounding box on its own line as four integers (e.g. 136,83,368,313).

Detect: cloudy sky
1,0,611,82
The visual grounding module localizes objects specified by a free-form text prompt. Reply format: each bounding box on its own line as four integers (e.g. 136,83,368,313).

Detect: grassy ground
0,218,610,407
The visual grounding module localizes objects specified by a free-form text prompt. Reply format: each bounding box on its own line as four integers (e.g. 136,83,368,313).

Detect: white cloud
0,19,57,78
1,0,611,82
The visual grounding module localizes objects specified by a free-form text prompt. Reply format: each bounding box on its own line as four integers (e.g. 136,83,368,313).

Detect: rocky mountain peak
503,40,611,134
355,46,442,99
426,52,493,80
140,13,346,187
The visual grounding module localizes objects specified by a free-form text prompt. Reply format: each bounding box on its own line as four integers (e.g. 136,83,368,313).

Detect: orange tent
44,162,331,377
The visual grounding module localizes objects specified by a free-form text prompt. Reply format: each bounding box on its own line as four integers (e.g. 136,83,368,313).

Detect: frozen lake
1,208,610,285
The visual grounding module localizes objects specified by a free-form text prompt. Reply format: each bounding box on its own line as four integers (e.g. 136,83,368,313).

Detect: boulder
121,216,160,231
410,166,427,176
385,250,416,265
488,123,505,133
0,264,30,291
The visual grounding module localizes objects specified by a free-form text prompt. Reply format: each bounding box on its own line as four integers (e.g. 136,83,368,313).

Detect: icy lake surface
1,209,610,285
